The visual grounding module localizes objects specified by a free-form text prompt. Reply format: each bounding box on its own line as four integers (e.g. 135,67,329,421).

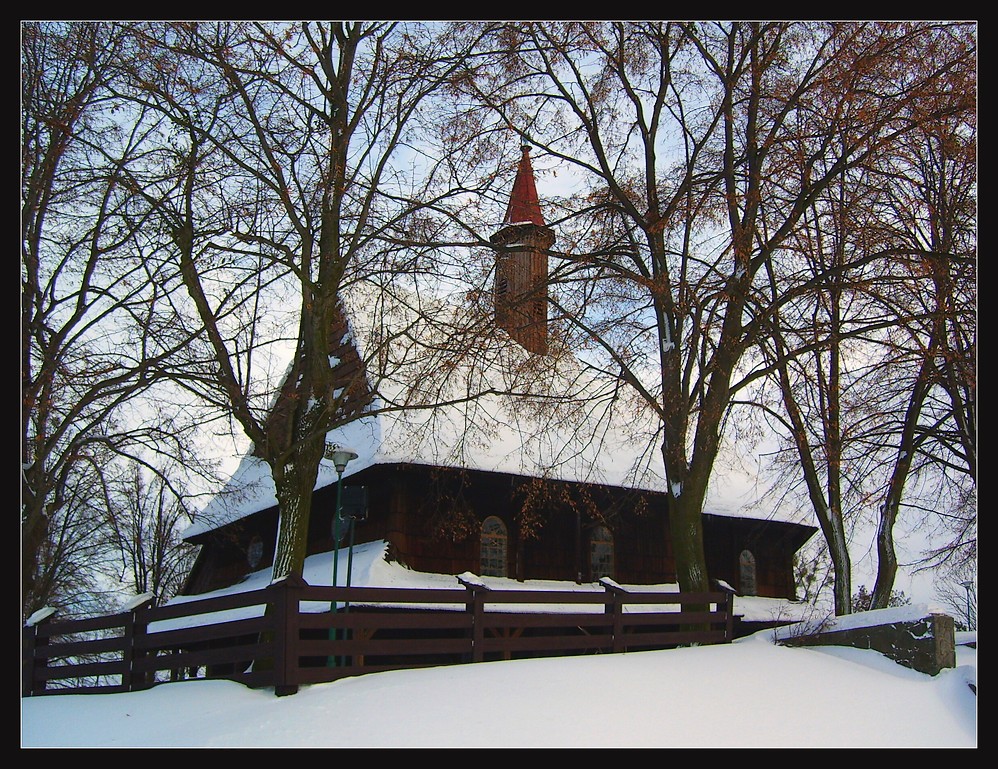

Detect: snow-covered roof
184,280,808,539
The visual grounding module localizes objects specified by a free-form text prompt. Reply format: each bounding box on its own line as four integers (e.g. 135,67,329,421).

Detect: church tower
490,142,556,356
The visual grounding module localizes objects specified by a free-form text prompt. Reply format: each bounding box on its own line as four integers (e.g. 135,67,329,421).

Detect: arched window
590,525,614,581
480,516,507,577
739,549,757,596
247,535,264,570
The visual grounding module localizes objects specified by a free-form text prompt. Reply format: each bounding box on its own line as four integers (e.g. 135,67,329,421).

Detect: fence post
724,591,735,642
711,581,737,643
22,607,57,697
22,624,37,697
272,573,306,697
122,595,155,692
458,574,489,663
599,578,626,653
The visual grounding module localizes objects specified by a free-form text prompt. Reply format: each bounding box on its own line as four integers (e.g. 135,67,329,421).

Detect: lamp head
324,444,359,474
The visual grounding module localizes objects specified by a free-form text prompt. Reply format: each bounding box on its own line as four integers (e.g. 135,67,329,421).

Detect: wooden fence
22,575,735,697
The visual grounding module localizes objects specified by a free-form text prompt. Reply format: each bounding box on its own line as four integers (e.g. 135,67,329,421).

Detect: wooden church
180,144,816,600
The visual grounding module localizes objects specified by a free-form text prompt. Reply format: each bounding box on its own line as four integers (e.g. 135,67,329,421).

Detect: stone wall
781,612,956,676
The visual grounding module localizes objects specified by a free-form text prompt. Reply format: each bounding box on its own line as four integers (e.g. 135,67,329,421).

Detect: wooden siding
183,463,814,601
490,222,555,356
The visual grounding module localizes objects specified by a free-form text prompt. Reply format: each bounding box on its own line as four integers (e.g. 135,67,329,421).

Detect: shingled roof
503,143,546,226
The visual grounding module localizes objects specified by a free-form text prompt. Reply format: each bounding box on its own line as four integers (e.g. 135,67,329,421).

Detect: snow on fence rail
22,575,734,697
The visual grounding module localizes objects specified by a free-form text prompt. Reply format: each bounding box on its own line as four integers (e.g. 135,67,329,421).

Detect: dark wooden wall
183,462,813,600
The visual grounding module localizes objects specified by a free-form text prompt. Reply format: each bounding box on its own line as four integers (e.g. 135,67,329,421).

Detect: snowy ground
21,623,977,748
22,540,977,748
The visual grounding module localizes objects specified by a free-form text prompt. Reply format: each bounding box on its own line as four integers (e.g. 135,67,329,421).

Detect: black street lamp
960,579,974,630
326,445,358,594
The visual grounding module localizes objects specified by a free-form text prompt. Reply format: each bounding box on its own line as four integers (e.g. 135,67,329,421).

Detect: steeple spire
503,142,546,227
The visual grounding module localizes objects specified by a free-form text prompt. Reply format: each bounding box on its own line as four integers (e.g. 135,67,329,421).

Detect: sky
21,542,978,748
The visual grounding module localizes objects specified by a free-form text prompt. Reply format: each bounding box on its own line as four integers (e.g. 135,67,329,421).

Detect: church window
590,525,614,580
739,549,757,596
480,516,507,577
247,536,264,569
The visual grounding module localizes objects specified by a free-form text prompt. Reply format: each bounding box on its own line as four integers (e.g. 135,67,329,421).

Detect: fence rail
22,575,735,697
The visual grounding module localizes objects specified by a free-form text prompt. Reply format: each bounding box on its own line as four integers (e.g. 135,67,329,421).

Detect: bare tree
744,22,975,614
21,22,215,618
867,57,977,603
96,462,197,606
25,21,973,619
452,22,970,603
108,22,504,582
932,571,976,631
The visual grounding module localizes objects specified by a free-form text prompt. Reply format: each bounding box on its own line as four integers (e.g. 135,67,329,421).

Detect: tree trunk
669,492,709,593
271,432,326,581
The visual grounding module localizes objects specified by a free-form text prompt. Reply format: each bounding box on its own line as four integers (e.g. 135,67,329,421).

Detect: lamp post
960,579,974,630
326,445,358,594
325,444,357,667
346,499,362,592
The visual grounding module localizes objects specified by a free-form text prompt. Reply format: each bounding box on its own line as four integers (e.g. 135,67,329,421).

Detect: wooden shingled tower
489,142,556,356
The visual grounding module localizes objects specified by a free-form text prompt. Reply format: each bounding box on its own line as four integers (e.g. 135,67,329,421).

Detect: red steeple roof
503,143,545,226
